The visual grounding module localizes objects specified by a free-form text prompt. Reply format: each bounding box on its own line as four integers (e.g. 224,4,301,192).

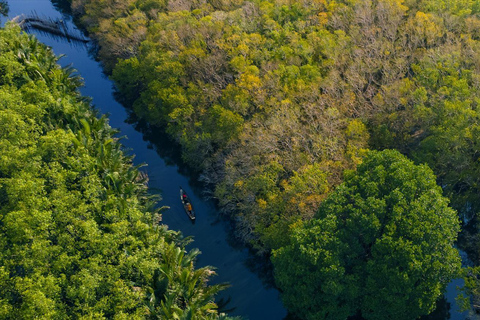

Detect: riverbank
0,22,241,319
55,0,480,318
3,1,287,319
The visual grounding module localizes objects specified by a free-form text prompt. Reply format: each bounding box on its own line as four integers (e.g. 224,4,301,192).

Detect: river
4,1,286,319
2,1,475,319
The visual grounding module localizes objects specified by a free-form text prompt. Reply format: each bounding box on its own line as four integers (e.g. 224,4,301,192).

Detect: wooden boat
180,187,196,220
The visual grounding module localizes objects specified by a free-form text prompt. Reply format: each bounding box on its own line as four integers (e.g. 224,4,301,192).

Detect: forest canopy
0,24,236,319
62,0,480,317
272,150,461,320
68,0,480,256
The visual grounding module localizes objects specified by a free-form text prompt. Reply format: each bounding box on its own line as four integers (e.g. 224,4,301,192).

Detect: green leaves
272,150,461,320
69,0,480,315
0,25,232,320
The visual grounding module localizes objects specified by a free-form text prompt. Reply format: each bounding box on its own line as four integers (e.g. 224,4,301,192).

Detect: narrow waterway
4,1,286,319
2,1,475,319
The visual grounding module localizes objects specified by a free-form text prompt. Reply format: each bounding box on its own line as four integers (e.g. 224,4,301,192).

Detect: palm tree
146,243,231,319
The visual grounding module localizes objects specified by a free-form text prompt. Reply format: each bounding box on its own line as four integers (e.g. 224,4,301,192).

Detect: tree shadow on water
281,296,453,320
420,297,451,320
243,250,277,289
50,0,72,16
124,109,204,182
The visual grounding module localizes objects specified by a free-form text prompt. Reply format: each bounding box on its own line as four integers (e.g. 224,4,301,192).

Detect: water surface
4,1,287,319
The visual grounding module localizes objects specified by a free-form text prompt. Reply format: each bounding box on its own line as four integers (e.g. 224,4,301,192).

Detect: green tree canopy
0,25,237,320
0,1,8,17
70,0,480,255
272,150,461,320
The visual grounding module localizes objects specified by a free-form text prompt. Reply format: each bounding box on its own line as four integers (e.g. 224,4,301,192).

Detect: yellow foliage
318,12,328,26
298,201,306,210
237,43,250,57
234,180,244,188
246,33,263,46
257,198,267,209
288,219,304,231
410,11,442,46
415,11,429,21
237,72,263,94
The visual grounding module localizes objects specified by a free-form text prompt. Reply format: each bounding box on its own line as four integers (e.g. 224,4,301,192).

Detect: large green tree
272,150,461,320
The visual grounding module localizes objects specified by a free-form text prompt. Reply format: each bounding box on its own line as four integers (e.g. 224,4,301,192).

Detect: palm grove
2,0,480,318
0,24,242,319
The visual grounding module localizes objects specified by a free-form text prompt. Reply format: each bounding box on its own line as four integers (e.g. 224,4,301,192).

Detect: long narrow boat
180,187,196,220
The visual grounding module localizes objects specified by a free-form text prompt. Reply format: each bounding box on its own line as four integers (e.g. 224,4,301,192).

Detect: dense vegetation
0,24,237,319
68,0,480,253
52,0,480,317
272,150,461,320
0,1,7,16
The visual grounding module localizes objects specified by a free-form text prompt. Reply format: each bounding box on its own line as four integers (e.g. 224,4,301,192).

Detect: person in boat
183,193,187,202
186,202,192,212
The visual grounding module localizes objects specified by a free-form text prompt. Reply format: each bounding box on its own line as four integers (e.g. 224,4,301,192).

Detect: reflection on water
422,298,452,320
50,0,72,15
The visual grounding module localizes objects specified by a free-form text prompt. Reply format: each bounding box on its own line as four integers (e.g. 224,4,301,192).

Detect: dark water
2,1,476,319
3,1,286,319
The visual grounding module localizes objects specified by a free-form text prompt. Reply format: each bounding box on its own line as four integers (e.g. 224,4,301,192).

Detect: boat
180,187,196,220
